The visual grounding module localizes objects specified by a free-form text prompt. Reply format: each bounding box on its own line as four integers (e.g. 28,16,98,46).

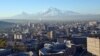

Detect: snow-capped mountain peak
42,7,62,16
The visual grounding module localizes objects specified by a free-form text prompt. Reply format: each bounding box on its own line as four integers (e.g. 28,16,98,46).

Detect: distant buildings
47,31,53,39
14,33,23,40
0,21,100,56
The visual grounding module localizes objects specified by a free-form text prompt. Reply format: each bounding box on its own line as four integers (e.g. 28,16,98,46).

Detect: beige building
47,31,53,39
87,34,100,56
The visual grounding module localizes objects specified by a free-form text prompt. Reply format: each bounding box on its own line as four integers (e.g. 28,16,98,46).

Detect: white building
14,33,23,40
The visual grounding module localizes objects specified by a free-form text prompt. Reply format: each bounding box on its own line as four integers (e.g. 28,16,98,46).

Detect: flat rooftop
0,49,5,51
88,34,100,39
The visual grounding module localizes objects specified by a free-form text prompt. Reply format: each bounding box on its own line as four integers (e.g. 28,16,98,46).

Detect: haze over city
0,0,100,18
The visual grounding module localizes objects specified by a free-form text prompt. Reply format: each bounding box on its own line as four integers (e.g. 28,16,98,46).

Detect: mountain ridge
0,8,100,23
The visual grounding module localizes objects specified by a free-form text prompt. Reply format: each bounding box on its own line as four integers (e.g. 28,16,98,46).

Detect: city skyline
0,0,100,17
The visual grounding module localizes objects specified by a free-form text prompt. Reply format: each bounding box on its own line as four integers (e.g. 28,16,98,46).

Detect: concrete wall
87,37,100,56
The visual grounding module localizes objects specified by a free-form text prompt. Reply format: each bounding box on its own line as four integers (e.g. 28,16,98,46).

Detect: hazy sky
0,0,100,17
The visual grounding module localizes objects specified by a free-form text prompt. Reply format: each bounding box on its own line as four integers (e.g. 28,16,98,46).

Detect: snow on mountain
41,8,63,16
9,8,80,19
1,8,100,22
40,8,80,16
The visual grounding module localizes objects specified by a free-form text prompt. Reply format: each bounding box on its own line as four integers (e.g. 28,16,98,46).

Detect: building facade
87,34,100,56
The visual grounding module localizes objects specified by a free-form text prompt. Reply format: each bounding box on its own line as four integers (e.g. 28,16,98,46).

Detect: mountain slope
0,21,14,28
1,8,100,23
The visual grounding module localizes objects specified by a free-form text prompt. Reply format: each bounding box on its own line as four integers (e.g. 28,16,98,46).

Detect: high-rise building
87,34,100,56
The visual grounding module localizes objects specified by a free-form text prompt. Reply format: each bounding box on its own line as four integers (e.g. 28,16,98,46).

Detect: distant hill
0,21,14,28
